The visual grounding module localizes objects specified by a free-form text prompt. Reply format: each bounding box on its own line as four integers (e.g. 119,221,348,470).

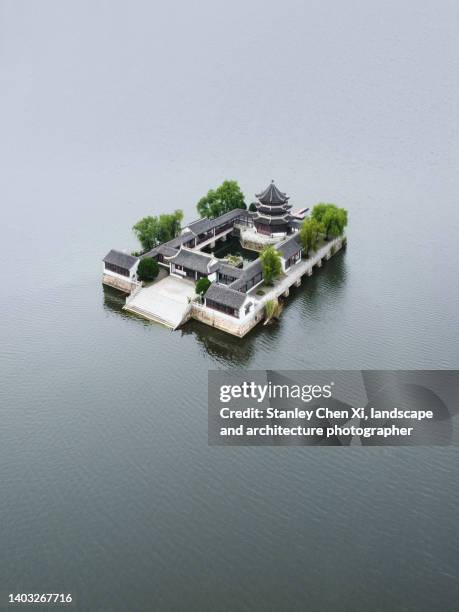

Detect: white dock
124,276,194,329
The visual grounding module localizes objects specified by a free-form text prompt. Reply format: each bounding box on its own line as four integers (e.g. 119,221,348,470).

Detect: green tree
137,257,159,281
311,203,348,240
264,299,283,324
249,202,257,212
299,218,323,257
132,216,159,250
197,180,246,218
133,209,183,250
322,207,347,239
158,210,184,243
260,245,282,286
195,277,211,296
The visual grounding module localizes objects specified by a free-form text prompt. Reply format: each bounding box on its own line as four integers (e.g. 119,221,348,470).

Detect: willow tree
299,218,323,257
264,299,283,324
260,245,282,286
133,209,183,250
311,203,348,240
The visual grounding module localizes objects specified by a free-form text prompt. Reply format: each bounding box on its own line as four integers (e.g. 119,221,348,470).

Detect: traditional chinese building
252,180,294,236
102,178,343,335
102,249,139,292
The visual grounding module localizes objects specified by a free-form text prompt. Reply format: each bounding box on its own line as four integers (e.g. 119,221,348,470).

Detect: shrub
226,254,242,267
137,257,159,281
256,289,265,296
195,277,211,296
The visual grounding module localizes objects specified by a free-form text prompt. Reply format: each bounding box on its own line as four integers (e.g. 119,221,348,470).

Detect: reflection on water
181,320,256,365
294,251,348,316
102,284,126,313
102,285,154,327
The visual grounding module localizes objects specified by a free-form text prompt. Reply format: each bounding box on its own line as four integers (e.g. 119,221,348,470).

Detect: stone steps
123,280,194,329
124,303,176,328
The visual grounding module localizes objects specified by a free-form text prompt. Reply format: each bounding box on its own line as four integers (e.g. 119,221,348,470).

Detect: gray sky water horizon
1,0,458,296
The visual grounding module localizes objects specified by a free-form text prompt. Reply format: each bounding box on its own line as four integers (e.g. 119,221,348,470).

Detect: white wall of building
103,260,139,281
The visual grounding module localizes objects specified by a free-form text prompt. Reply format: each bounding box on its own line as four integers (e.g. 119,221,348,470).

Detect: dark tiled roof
166,231,195,248
208,260,221,274
276,234,302,259
255,181,289,206
144,231,195,258
253,213,293,226
256,203,292,214
215,208,250,223
157,245,179,257
167,248,214,275
217,263,244,279
205,283,248,309
229,259,263,291
103,249,138,269
186,208,249,235
186,217,214,235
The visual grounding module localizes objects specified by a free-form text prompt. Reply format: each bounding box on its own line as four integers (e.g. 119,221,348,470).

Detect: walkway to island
248,238,338,302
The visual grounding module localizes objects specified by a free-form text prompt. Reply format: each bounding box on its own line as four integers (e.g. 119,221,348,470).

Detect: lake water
1,1,459,611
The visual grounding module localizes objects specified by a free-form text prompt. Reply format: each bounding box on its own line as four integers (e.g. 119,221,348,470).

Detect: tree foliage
195,277,211,296
249,202,257,212
264,299,283,324
311,203,348,240
299,218,323,257
137,257,159,281
196,180,246,219
260,245,282,286
133,210,184,250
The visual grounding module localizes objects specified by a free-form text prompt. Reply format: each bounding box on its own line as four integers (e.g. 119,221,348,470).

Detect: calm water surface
1,1,459,611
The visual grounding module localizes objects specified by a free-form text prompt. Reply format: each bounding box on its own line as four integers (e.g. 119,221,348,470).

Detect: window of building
206,299,238,318
105,262,130,277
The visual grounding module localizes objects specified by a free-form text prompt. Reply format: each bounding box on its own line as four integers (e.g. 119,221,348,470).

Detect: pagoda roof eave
255,180,289,205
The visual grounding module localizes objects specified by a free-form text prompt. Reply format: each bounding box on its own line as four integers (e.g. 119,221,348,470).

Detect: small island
102,180,347,337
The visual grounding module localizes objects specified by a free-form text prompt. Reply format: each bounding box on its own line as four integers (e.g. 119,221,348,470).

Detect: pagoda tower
252,180,293,236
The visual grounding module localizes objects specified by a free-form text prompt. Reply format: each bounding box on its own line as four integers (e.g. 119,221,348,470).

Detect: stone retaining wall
239,238,265,252
102,274,135,294
191,303,264,337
